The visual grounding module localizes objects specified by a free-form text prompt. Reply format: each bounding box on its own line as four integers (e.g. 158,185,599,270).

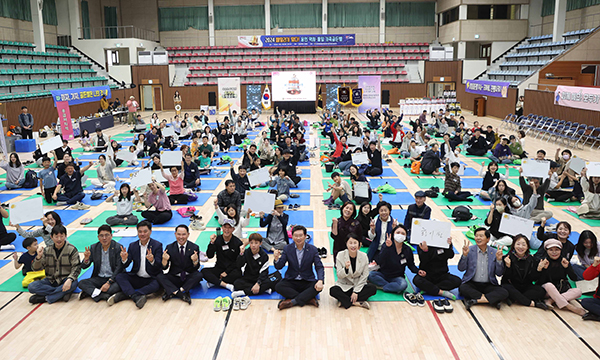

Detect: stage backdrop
358,76,381,113
217,77,241,115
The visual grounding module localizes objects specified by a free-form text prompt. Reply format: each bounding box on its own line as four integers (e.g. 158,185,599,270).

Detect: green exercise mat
430,195,484,206
395,158,412,167
402,167,438,178
562,210,600,227
321,167,349,178
411,178,444,189
0,272,29,292
82,210,137,228
441,209,488,227
322,179,352,190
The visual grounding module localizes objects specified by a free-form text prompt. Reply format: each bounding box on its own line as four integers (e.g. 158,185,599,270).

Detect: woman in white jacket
214,199,250,243
329,234,377,309
577,167,600,218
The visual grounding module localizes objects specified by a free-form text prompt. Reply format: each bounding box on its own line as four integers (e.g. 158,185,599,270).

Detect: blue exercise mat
0,260,9,269
369,179,407,190
189,266,288,300
114,169,140,178
283,192,310,206
460,178,484,189
371,192,415,205
298,169,311,178
391,209,408,220
181,192,212,206
20,209,89,227
201,179,224,191
78,194,109,207
77,154,104,160
441,167,479,176
406,265,464,301
270,180,310,191
370,168,397,177
287,210,314,228
0,185,29,192
0,193,22,203
0,231,23,252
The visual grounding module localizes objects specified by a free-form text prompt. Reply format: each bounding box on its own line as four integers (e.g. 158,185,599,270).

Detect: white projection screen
271,71,316,101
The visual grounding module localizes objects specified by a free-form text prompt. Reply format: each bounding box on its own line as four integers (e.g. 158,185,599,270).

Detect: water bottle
216,227,222,237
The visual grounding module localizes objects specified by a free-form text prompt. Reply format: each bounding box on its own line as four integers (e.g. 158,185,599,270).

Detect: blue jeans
29,277,78,304
338,160,353,173
400,150,411,158
5,178,25,189
57,192,85,205
572,264,587,281
368,271,408,294
488,155,512,164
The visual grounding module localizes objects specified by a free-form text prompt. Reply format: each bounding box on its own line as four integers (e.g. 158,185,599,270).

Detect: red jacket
332,131,347,158
583,263,600,299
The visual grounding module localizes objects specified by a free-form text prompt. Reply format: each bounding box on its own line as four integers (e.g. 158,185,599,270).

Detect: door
142,85,153,111
480,44,492,65
153,86,162,111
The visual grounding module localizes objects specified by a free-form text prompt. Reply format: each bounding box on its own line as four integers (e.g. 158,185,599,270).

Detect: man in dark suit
78,225,122,302
157,225,202,304
274,225,324,310
110,220,163,309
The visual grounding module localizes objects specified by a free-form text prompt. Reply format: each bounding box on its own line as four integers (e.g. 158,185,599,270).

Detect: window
442,7,459,25
467,5,520,20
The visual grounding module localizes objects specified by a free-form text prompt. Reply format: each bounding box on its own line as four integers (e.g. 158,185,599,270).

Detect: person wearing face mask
367,225,423,306
485,198,514,247
501,234,548,310
414,237,460,313
367,201,398,265
577,167,600,218
331,202,362,263
330,234,377,309
555,148,578,188
459,228,508,310
536,240,586,315
534,218,575,262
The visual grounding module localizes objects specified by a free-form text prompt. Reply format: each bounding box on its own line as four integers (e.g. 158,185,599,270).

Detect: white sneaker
359,301,370,310
56,201,67,206
0,244,15,250
240,296,251,310
233,297,241,311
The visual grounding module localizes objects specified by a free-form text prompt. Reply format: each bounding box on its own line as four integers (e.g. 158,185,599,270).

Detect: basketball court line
0,293,21,312
212,305,234,360
427,301,460,360
465,305,505,360
552,309,600,359
0,303,42,342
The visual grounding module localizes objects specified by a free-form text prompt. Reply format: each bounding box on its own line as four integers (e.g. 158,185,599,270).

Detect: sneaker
582,313,600,321
368,261,380,271
63,293,72,302
433,299,445,313
240,296,251,310
442,298,453,313
78,291,90,301
358,301,370,310
233,297,241,311
288,204,293,211
319,247,328,258
79,218,93,225
134,294,147,309
404,292,418,306
0,244,15,250
221,296,232,311
107,292,128,306
29,294,46,304
293,204,300,211
56,201,67,206
213,296,223,312
415,293,425,307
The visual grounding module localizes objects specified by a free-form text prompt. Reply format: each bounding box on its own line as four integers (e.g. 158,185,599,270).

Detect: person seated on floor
408,140,422,163
582,255,600,321
537,240,586,315
459,228,508,310
160,162,188,205
241,144,259,169
367,225,423,305
230,163,250,201
201,220,244,292
577,167,600,218
355,202,377,247
388,114,405,150
28,225,81,304
158,225,203,305
349,165,372,205
482,126,497,150
218,127,232,152
443,162,472,202
501,234,548,310
507,184,539,232
217,180,242,214
479,161,509,201
485,199,514,247
403,190,431,240
466,129,488,156
517,167,553,223
508,135,526,160
275,225,324,310
572,231,599,280
183,153,201,191
78,225,123,303
140,180,173,225
488,137,512,165
91,154,117,191
258,197,290,251
420,142,442,175
323,171,352,207
231,233,276,306
534,218,575,261
105,183,141,226
555,148,579,188
414,237,461,312
52,161,93,208
0,152,25,190
336,147,359,175
274,149,301,185
54,139,72,163
269,168,298,202
90,128,110,152
330,233,377,310
398,131,413,159
365,140,383,176
331,202,362,263
546,161,583,203
536,149,547,161
13,237,45,287
214,200,250,242
367,201,397,264
111,220,163,309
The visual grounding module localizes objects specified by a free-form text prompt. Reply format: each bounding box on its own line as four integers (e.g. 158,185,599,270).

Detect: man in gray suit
78,225,123,302
458,227,508,310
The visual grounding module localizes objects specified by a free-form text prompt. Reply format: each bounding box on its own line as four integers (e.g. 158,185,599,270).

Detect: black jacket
206,235,243,273
236,248,269,284
537,257,577,288
230,168,250,195
501,252,541,289
122,238,163,277
534,226,576,261
417,245,454,279
162,241,201,275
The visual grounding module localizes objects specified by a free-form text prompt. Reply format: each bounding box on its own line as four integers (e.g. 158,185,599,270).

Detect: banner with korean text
554,85,600,111
358,76,381,114
465,80,510,98
51,85,111,106
56,101,74,140
238,34,355,48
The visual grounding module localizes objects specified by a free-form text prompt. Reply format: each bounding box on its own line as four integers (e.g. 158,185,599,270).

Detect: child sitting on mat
13,238,46,287
443,162,473,202
268,168,298,202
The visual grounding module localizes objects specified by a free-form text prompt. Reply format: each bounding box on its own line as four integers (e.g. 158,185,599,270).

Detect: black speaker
208,92,216,106
382,90,390,105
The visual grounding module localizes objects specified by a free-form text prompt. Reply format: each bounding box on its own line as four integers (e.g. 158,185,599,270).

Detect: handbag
557,279,571,293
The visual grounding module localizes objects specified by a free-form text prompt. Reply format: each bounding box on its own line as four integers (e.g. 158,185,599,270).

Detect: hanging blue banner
238,34,355,48
51,85,111,106
465,80,510,98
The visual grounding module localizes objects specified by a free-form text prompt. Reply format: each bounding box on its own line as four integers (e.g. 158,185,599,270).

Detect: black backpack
452,206,472,221
424,186,439,198
22,170,38,188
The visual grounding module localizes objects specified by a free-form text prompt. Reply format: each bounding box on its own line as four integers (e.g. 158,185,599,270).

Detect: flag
351,88,363,107
338,86,350,106
261,85,271,110
317,85,323,111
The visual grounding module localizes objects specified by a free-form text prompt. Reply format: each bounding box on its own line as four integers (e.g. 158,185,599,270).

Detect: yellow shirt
100,98,109,110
